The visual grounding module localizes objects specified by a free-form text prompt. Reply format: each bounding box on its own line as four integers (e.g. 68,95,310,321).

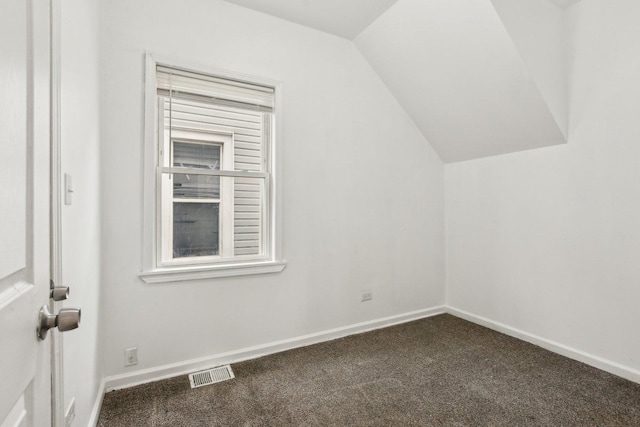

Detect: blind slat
157,67,274,112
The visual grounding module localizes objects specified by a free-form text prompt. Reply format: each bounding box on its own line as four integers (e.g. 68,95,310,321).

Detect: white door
0,0,53,426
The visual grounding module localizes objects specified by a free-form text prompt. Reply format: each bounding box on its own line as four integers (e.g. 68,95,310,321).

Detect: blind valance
157,65,274,112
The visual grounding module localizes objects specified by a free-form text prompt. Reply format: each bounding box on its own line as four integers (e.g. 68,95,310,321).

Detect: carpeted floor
97,314,640,426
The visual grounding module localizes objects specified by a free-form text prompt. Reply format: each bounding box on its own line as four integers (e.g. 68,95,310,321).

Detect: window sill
139,260,287,284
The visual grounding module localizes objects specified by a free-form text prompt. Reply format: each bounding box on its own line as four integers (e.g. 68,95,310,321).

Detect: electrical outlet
361,290,373,302
124,347,138,366
65,398,75,427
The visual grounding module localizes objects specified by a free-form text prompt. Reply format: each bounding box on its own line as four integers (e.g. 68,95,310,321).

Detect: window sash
159,173,270,265
157,137,269,266
161,167,268,179
154,63,273,269
159,125,235,265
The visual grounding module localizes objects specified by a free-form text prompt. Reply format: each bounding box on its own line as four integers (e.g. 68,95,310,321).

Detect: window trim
141,53,285,283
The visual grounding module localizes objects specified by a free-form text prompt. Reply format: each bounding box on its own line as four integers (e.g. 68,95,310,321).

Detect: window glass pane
233,112,270,173
164,97,269,173
173,174,220,199
173,141,220,169
233,177,263,257
173,202,219,258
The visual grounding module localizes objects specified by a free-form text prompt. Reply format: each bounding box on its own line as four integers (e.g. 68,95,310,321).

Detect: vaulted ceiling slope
549,0,583,8
489,0,567,139
222,0,399,39
355,0,567,162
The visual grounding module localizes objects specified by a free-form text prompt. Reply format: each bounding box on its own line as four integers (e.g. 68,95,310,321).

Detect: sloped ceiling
489,0,567,138
222,0,569,163
549,0,583,8
355,0,566,162
221,0,399,39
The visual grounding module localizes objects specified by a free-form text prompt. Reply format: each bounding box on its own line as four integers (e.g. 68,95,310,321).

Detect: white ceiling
548,0,583,8
222,0,399,40
355,0,566,162
222,0,584,40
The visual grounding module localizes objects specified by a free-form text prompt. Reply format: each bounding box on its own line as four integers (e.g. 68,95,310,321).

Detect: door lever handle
37,305,81,340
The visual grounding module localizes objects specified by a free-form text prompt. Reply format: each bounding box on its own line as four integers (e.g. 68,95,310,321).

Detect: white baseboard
446,306,640,384
104,306,446,392
88,378,106,427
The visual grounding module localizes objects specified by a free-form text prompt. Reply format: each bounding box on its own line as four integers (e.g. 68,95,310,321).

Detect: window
141,56,284,282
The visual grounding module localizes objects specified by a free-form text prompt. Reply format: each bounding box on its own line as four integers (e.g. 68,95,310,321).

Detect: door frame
50,0,65,425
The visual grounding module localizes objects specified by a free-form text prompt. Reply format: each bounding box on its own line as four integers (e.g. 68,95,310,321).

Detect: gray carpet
97,314,640,426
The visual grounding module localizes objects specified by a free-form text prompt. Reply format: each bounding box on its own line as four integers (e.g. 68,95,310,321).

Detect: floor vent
188,365,235,389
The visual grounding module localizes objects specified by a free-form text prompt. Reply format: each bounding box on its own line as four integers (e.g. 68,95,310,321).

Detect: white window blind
157,66,274,112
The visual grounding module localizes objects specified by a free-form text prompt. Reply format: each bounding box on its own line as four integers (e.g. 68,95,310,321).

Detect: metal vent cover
189,365,235,389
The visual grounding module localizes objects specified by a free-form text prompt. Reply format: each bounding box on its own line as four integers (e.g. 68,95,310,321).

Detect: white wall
446,0,640,375
100,0,444,378
60,0,103,425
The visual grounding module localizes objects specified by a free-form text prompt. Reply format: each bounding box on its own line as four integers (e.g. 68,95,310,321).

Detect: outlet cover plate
125,347,138,366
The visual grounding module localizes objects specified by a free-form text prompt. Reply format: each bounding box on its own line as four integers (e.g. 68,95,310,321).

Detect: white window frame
140,53,285,283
